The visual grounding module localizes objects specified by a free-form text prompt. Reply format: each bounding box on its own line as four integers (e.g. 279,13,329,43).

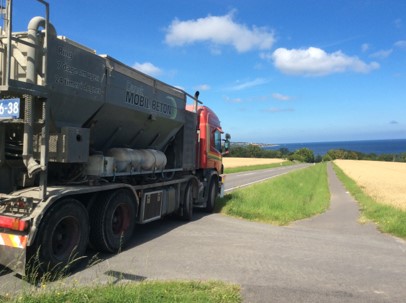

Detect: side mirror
224,139,230,151
222,133,231,155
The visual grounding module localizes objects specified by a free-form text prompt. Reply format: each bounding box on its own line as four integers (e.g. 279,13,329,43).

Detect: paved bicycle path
245,163,406,302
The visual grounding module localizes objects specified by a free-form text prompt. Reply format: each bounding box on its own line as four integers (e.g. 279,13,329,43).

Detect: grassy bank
1,280,241,303
224,160,292,174
218,163,330,225
332,163,406,239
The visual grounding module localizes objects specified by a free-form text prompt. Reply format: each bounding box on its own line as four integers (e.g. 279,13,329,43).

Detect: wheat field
334,160,406,210
223,157,286,168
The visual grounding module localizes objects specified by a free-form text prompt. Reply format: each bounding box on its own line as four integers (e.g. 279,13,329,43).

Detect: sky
11,0,406,144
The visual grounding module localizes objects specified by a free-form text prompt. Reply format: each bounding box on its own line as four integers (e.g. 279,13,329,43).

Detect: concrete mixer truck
0,0,229,275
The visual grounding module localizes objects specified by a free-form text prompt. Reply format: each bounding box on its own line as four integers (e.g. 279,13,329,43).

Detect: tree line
227,144,406,163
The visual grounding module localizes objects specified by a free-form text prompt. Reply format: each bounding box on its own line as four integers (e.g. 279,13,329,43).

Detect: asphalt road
1,163,405,302
224,163,312,193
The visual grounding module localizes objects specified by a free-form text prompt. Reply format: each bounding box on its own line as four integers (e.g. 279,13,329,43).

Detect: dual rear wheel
89,190,136,253
28,199,89,275
30,190,137,275
29,179,216,275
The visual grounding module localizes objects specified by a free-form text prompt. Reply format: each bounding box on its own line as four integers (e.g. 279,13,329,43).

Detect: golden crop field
223,157,285,168
334,160,406,210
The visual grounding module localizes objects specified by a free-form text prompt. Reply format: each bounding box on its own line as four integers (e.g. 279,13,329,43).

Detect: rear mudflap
0,233,27,276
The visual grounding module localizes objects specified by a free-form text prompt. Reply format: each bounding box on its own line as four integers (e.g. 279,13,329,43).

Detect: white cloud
394,18,402,29
165,12,275,53
229,78,268,91
272,93,291,101
133,62,162,77
264,107,294,113
224,96,243,103
271,47,380,76
259,52,273,61
370,49,393,59
394,40,406,50
361,43,369,52
195,84,211,91
174,85,185,91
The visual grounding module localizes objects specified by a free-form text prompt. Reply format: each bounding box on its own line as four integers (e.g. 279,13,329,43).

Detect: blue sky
13,0,406,143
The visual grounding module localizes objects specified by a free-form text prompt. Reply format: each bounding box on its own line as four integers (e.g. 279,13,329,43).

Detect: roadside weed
1,280,241,303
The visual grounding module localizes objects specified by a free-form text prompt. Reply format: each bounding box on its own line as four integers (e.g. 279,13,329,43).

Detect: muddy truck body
0,0,228,274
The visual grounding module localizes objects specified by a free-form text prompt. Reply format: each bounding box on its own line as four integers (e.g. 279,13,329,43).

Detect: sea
265,139,406,156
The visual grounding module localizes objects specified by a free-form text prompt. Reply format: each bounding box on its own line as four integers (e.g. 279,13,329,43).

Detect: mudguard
0,233,27,275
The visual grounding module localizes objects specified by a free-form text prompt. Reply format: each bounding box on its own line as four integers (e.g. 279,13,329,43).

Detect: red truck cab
196,106,224,173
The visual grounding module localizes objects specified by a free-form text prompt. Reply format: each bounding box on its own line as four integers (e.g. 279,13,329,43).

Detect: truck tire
89,190,136,253
205,178,218,213
28,199,89,276
180,182,194,221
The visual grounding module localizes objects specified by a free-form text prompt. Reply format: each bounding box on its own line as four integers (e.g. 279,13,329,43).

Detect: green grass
223,161,293,174
217,163,330,225
332,163,406,239
0,280,241,303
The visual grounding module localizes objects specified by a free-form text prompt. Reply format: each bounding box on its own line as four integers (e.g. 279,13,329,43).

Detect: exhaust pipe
26,16,56,84
23,17,56,177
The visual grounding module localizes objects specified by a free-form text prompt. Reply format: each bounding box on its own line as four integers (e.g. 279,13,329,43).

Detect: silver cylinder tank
107,148,167,172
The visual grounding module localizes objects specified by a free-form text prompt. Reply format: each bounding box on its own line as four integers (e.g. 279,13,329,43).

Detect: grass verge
224,161,293,174
332,163,406,239
217,163,330,225
1,280,241,303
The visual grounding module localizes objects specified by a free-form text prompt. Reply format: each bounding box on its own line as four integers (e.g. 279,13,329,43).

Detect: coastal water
265,139,406,156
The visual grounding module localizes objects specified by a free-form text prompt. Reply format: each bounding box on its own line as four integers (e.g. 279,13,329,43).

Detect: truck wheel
29,199,89,275
205,178,218,213
181,182,194,221
89,190,136,253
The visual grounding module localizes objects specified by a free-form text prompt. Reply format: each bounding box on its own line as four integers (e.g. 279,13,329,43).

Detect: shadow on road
0,265,12,277
1,210,209,284
76,210,209,277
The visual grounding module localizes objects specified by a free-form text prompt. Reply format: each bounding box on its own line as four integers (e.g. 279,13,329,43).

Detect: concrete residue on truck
0,0,230,275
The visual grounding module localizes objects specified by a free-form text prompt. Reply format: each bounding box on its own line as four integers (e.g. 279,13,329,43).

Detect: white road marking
225,171,291,193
